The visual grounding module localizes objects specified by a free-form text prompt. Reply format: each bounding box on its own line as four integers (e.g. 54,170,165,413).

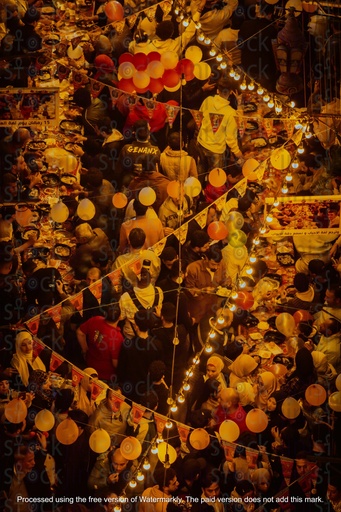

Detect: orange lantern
118,62,136,80
193,62,211,80
242,158,259,180
133,71,150,90
160,51,179,70
282,397,300,419
104,1,124,21
56,418,79,445
120,436,142,460
246,408,268,433
112,193,128,209
219,420,240,442
139,187,156,206
208,168,227,188
157,442,177,465
270,148,291,170
167,180,183,199
77,198,96,221
235,291,254,310
5,398,27,423
89,429,111,453
328,392,341,412
189,428,210,450
207,221,228,241
35,409,55,431
268,364,288,379
147,60,164,79
336,374,341,391
305,384,327,406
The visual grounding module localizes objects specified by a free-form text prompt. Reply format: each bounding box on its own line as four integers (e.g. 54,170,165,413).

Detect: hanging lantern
139,187,156,206
50,202,69,223
77,199,96,221
167,180,183,199
112,193,128,209
235,291,254,310
282,397,300,419
184,177,201,198
270,149,291,170
5,398,27,424
336,374,341,392
245,408,268,433
185,46,203,64
35,409,55,431
207,221,228,241
56,418,79,445
104,1,124,21
157,442,177,465
275,313,295,337
189,428,210,450
208,168,227,188
193,62,211,80
160,51,179,70
219,420,240,442
120,437,142,460
242,158,259,180
305,384,327,407
89,429,111,453
328,392,341,412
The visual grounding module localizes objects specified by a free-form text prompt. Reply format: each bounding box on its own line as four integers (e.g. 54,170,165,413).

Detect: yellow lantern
208,168,227,188
56,418,79,445
328,392,341,412
305,384,327,406
118,62,136,80
112,193,128,209
133,71,150,90
270,148,291,170
242,158,259,180
160,51,179,70
77,198,96,221
139,187,156,206
246,408,268,433
185,46,203,64
120,436,142,460
5,398,27,424
50,202,69,223
193,62,211,81
89,428,111,453
157,442,177,465
184,177,201,198
147,61,164,79
219,420,240,442
336,374,341,391
189,428,210,450
281,397,300,419
35,409,55,431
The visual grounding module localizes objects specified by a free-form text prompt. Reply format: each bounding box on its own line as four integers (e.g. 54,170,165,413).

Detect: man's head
0,374,9,395
217,77,237,99
319,317,341,337
325,287,341,307
328,203,339,223
201,470,221,499
295,453,310,477
133,120,150,142
15,445,35,475
133,199,148,217
101,301,121,323
137,266,151,288
75,223,94,244
206,245,222,272
161,302,176,324
86,267,101,286
134,309,154,333
109,448,128,474
153,467,179,494
129,228,146,250
190,230,210,253
218,388,239,410
161,246,178,270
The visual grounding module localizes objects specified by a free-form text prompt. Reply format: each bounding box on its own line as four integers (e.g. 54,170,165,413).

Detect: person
192,468,225,512
281,347,317,398
88,447,130,496
315,317,341,372
76,301,124,383
156,246,178,284
228,354,259,406
139,466,179,512
254,372,278,410
181,229,210,268
281,272,321,314
190,0,238,41
76,367,101,417
11,330,46,388
326,472,341,512
211,387,248,435
147,360,169,416
22,257,65,312
196,77,242,182
158,188,193,234
160,132,198,182
81,167,116,236
127,162,171,214
185,245,229,323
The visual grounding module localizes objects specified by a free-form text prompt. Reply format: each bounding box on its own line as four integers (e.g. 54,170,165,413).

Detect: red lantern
104,1,124,21
133,52,148,71
94,54,115,72
147,51,161,63
119,53,134,65
235,291,254,310
148,78,164,94
293,310,313,325
207,221,228,241
162,69,181,88
176,58,195,81
118,78,135,93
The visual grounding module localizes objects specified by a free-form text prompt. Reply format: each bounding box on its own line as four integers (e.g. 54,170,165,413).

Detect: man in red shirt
211,387,248,435
77,301,123,384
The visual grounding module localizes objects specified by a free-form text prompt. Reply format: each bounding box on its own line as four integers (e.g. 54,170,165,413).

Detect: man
113,228,161,294
77,301,124,383
156,246,178,285
89,388,131,445
158,188,193,234
182,229,210,269
190,0,238,41
314,285,341,327
211,387,248,434
88,448,130,496
196,77,242,180
315,317,341,372
191,469,224,512
160,131,198,182
139,467,179,512
185,245,229,323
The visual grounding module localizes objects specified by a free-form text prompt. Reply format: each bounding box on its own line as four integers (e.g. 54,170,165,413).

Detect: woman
11,331,46,388
228,354,259,406
281,347,317,399
255,372,278,410
76,367,101,417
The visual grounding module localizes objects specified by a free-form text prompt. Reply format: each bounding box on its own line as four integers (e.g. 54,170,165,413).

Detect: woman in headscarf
228,354,259,406
11,331,46,388
255,371,278,410
76,367,100,417
312,350,337,387
192,356,227,411
281,347,317,399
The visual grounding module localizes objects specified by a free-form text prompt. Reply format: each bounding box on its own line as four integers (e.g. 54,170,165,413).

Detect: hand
163,227,174,236
107,473,119,484
201,287,215,294
35,431,47,450
2,367,18,377
329,243,338,258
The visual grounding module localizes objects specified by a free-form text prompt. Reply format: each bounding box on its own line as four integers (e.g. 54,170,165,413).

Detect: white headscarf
11,331,45,386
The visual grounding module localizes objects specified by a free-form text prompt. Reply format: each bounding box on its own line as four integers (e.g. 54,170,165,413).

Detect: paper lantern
35,409,55,431
246,408,268,433
160,51,179,70
120,436,142,460
157,442,177,465
112,192,128,209
162,69,180,88
5,398,27,423
133,53,148,71
293,310,313,325
77,198,96,221
302,1,318,12
226,211,244,229
164,82,181,92
305,384,327,406
167,180,183,199
219,420,240,442
207,221,228,241
270,149,291,170
208,168,227,188
285,0,302,16
147,60,164,79
275,313,295,337
189,428,210,450
133,71,150,90
147,51,161,63
185,45,203,64
118,78,135,93
336,374,341,392
104,1,124,21
242,158,259,180
235,291,254,310
148,78,164,94
184,176,201,198
176,58,195,81
56,418,79,444
139,187,156,206
328,391,341,412
51,202,69,223
94,54,115,72
193,62,211,80
89,428,111,453
268,364,287,379
282,397,301,419
228,229,247,248
118,62,136,80
119,53,134,65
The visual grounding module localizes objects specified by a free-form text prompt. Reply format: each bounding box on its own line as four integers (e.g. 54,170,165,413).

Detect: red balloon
148,78,164,94
176,58,195,80
94,54,115,72
119,53,134,65
134,85,149,94
162,69,180,88
147,52,161,63
293,310,313,325
118,78,135,93
235,291,254,310
207,221,228,240
104,1,124,21
133,52,148,71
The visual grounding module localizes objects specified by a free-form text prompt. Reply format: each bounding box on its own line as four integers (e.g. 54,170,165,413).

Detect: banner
50,352,64,372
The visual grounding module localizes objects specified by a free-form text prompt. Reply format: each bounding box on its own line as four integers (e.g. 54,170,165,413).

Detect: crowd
0,0,341,510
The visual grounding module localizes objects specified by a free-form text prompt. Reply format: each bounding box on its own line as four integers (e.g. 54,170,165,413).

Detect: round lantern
328,392,341,412
302,1,318,12
35,409,55,431
293,310,313,325
226,211,244,230
268,364,288,379
246,408,268,433
305,384,327,407
147,51,161,63
193,62,211,80
119,53,135,65
242,158,259,180
133,71,150,90
118,62,135,80
167,180,183,200
162,69,180,88
89,428,111,453
147,60,164,79
112,193,128,209
185,45,203,64
51,202,69,223
120,436,142,460
104,1,124,21
270,148,291,170
282,397,301,419
189,428,210,450
157,442,177,465
149,78,164,94
133,53,148,71
227,229,247,248
56,418,79,445
118,78,135,93
77,198,96,221
219,420,240,442
336,374,341,392
164,82,182,92
184,177,201,198
176,59,195,81
207,221,228,241
5,398,27,423
209,168,227,188
285,0,302,16
139,187,156,206
160,51,179,70
275,313,295,337
235,291,254,310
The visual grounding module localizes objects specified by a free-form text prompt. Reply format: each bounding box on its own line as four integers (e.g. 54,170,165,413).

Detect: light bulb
186,368,193,377
257,86,264,95
275,105,282,114
240,80,247,90
183,382,190,391
170,402,178,413
182,18,189,27
118,496,126,503
179,13,184,20
305,130,312,139
177,393,185,403
193,356,200,364
114,506,121,512
209,331,216,339
197,32,204,42
167,397,173,405
137,471,145,481
195,22,201,29
216,54,223,62
249,254,257,263
143,458,151,470
231,290,238,299
268,97,274,108
297,144,304,154
248,81,255,91
217,315,225,324
219,61,227,69
204,37,211,45
253,237,260,245
157,435,164,443
289,100,295,108
129,479,137,488
229,68,235,77
273,199,279,207
295,121,303,130
209,47,217,57
263,93,270,102
151,443,158,454
174,8,179,14
173,337,179,345
281,184,288,194
239,279,246,288
245,266,253,275
266,214,273,223
259,226,267,234
205,343,213,353
234,72,241,81
165,420,173,429
291,159,299,169
229,303,237,311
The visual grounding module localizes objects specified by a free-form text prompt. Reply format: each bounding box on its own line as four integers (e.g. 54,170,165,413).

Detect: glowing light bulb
151,443,158,454
267,96,274,108
165,420,173,429
209,47,217,57
275,104,282,114
239,279,246,288
229,303,237,311
174,8,179,14
177,394,185,403
229,68,235,77
114,506,121,512
205,343,213,353
259,226,267,234
216,54,223,62
240,80,247,90
219,61,227,69
291,159,299,169
289,100,295,108
281,183,288,194
295,121,303,130
273,199,279,207
197,32,205,42
263,93,270,102
183,382,190,391
173,337,179,345
129,479,137,488
157,435,164,443
209,331,216,339
217,315,225,324
257,86,264,95
253,237,260,245
234,72,241,81
195,22,201,29
248,81,255,91
245,266,253,275
305,130,312,139
266,214,273,223
186,369,193,377
204,37,211,45
231,290,238,299
143,458,151,470
249,254,257,263
297,144,304,154
182,18,189,26
137,471,145,482
193,356,200,364
170,402,178,413
179,13,184,20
